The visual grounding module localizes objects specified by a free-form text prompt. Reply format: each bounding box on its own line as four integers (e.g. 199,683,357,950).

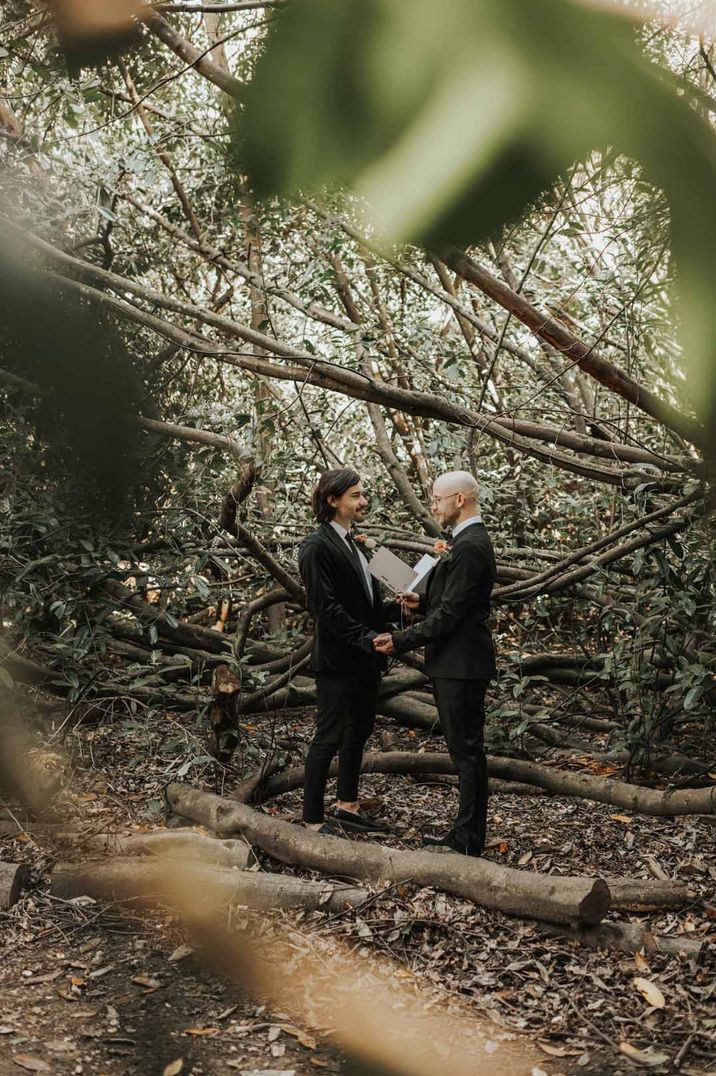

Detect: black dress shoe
422,833,483,857
333,807,390,833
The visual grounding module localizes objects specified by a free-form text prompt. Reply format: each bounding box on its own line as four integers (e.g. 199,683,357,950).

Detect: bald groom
373,471,496,856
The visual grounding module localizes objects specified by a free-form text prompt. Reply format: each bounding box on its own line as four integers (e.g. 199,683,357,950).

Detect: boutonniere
353,533,378,559
433,539,453,562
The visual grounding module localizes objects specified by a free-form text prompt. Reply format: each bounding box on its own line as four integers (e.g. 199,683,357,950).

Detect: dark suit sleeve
382,598,402,625
301,543,377,653
392,544,488,654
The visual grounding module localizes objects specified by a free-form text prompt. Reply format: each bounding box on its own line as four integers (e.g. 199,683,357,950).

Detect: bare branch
143,10,245,98
444,248,704,449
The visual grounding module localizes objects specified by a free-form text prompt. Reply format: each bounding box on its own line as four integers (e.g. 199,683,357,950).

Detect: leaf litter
0,703,714,1074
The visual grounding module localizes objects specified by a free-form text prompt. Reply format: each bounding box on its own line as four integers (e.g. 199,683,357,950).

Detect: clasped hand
373,632,394,654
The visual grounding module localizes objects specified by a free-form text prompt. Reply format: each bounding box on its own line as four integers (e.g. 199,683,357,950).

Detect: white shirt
330,520,373,602
451,514,483,540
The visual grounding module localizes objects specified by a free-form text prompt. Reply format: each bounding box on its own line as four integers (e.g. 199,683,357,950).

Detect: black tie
441,528,453,541
346,533,372,600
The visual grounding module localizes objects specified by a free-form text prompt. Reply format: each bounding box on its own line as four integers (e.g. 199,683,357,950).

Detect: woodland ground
1,700,715,1076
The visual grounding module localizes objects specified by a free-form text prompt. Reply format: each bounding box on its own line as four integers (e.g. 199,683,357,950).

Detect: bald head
430,470,479,529
433,470,479,501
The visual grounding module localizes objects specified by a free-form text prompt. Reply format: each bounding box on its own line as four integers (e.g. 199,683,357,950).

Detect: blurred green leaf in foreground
241,0,716,441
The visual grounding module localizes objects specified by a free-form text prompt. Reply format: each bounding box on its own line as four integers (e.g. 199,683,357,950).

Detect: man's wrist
391,631,406,653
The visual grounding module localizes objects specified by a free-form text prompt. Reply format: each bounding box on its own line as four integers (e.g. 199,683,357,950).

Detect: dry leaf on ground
619,1042,670,1066
12,1057,51,1073
633,977,666,1009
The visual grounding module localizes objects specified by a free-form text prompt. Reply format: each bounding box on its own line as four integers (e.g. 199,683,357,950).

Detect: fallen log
241,749,716,819
232,758,288,804
240,675,316,713
0,861,30,910
51,858,368,914
254,636,313,675
541,710,619,734
101,579,236,655
233,759,547,804
540,921,704,957
52,828,253,869
165,783,610,926
235,588,291,657
412,775,550,798
486,755,716,816
379,668,429,702
378,694,438,729
240,672,439,723
239,655,312,712
0,822,255,870
244,751,454,803
606,878,693,911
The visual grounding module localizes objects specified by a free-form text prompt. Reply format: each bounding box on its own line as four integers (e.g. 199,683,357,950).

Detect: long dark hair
312,467,361,523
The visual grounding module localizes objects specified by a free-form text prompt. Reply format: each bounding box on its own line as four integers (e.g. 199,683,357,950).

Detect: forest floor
1,698,715,1076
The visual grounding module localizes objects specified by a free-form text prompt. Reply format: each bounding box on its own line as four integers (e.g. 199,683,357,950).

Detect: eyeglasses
430,492,459,505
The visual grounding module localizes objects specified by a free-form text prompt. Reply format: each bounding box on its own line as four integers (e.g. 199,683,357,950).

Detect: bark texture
165,782,610,926
51,858,369,914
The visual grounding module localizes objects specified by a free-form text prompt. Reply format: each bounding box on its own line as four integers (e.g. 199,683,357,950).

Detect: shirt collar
329,520,350,540
451,514,482,539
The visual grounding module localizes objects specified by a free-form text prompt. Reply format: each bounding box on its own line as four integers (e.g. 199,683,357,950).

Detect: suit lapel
321,523,368,593
427,526,477,598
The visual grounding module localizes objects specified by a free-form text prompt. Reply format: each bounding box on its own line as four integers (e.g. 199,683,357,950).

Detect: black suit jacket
299,523,392,676
392,522,496,680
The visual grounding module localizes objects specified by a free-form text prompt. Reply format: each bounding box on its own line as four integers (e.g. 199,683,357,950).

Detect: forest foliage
0,0,714,775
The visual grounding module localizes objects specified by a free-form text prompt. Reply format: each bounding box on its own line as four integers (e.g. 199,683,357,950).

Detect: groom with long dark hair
298,468,393,835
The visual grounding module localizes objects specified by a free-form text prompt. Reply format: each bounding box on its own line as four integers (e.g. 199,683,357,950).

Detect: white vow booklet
368,547,438,594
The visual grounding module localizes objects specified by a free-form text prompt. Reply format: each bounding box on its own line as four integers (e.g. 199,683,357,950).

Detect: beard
442,505,461,529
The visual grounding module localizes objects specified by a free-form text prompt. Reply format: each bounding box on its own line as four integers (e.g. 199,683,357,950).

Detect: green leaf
193,575,210,599
241,0,716,433
683,684,704,710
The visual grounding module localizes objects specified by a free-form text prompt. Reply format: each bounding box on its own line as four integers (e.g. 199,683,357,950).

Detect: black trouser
302,670,380,824
432,677,489,851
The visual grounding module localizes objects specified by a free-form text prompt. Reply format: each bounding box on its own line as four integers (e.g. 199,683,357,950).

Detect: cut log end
578,877,611,926
0,861,31,910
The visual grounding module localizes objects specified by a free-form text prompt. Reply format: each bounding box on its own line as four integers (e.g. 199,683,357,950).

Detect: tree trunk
378,693,439,729
51,858,369,915
165,783,610,926
210,663,243,763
